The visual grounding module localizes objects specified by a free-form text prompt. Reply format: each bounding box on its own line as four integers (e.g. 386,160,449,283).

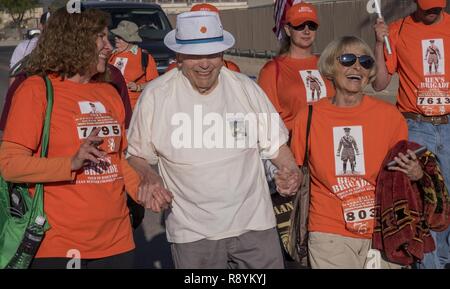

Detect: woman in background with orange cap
165,3,241,73
373,0,450,269
258,2,334,133
259,2,335,269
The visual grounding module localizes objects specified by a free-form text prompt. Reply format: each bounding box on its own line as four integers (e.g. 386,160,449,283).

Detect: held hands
138,171,174,213
127,82,141,92
373,18,389,44
71,128,106,171
387,149,424,181
274,167,302,197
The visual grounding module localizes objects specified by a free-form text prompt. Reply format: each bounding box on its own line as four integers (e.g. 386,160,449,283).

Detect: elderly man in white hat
126,11,301,269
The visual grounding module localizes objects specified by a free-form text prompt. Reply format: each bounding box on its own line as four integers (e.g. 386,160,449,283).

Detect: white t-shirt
10,37,39,69
127,68,289,243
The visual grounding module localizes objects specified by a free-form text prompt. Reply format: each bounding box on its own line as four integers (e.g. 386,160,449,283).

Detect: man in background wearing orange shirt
109,20,159,110
373,0,450,269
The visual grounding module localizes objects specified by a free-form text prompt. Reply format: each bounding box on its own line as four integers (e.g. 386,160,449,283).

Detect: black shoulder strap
398,16,407,36
133,49,149,83
141,49,148,72
303,105,313,165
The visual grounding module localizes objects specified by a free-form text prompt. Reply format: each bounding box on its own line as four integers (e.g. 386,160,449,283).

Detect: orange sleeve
3,76,46,150
258,60,282,113
166,62,177,72
290,109,309,166
0,141,73,183
118,96,141,202
388,109,409,149
385,21,401,75
224,60,241,73
108,54,116,66
121,156,141,202
145,54,159,82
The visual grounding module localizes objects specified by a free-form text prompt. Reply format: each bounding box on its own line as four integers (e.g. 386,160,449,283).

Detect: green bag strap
30,75,53,226
40,76,53,158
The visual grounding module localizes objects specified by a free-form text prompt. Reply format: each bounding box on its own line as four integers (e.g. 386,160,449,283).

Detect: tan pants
308,232,403,269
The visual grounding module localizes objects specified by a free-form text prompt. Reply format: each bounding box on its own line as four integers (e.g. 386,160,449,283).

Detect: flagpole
373,0,392,55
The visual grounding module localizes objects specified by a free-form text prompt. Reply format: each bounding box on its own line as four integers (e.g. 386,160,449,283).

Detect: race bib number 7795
77,124,121,139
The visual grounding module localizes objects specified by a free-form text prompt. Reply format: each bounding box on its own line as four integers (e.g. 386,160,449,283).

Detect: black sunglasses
424,7,443,15
337,54,375,70
290,21,318,32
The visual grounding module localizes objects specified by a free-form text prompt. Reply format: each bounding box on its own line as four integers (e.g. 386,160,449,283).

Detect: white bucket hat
164,11,235,55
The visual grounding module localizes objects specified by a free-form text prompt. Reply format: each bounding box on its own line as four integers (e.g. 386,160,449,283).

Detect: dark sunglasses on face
424,7,443,15
337,53,375,70
290,21,318,31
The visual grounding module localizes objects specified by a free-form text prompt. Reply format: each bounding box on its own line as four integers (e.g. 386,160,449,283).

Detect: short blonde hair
318,36,377,84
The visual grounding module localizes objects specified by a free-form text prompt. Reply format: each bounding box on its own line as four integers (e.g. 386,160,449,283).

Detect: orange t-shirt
386,12,450,116
291,96,408,239
258,55,335,131
109,46,159,109
223,60,241,73
3,75,134,258
165,59,241,73
165,62,177,72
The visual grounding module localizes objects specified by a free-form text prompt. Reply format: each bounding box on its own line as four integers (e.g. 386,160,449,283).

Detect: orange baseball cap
190,3,220,14
417,0,447,10
286,2,319,27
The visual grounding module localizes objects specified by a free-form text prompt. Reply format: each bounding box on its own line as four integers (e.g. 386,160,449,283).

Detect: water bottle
6,216,45,269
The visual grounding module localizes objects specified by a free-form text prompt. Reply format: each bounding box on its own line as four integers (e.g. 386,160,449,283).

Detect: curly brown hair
26,8,111,80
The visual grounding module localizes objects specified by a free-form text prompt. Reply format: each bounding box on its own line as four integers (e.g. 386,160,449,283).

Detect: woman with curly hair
0,8,162,269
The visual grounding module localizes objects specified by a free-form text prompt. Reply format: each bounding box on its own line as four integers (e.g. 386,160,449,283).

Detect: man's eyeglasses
289,21,318,32
424,7,443,15
337,53,375,70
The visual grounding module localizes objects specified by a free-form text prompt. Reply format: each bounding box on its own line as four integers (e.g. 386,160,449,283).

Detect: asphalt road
0,45,173,269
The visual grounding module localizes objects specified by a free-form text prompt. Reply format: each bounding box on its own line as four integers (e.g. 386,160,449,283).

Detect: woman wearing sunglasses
109,20,159,110
258,2,334,133
287,36,423,269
